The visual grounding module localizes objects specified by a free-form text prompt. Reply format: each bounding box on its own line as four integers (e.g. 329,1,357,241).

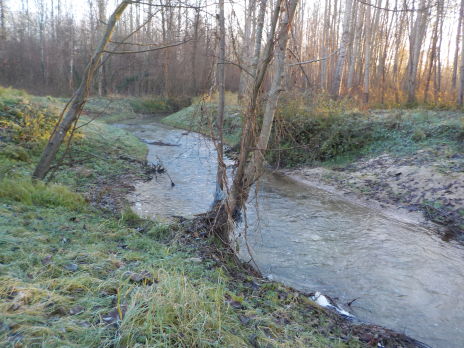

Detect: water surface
120,120,464,348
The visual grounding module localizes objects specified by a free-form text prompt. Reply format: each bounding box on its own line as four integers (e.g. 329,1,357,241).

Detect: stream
118,119,464,348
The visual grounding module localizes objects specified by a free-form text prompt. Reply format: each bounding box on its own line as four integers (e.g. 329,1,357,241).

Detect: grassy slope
0,88,374,347
82,95,191,124
162,104,242,146
160,95,463,168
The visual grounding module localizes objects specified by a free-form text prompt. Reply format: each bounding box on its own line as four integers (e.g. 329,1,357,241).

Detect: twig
104,39,192,54
288,49,339,66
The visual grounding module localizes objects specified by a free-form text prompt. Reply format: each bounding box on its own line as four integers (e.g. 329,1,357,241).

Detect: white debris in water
312,291,354,318
314,291,331,307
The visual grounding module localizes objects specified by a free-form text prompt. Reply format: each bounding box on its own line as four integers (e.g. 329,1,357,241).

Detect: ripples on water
119,120,464,348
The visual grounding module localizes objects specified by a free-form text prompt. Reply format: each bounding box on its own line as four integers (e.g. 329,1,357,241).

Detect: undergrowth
269,93,464,168
129,96,191,115
162,103,242,146
0,87,367,347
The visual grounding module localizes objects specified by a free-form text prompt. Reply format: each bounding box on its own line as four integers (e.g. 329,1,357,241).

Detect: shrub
0,144,31,162
268,93,371,167
0,88,59,145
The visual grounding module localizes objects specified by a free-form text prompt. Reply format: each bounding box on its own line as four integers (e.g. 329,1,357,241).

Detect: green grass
129,96,191,115
83,97,142,123
82,95,191,124
269,99,464,168
0,198,365,347
0,87,370,347
0,87,148,194
0,178,86,211
162,103,242,146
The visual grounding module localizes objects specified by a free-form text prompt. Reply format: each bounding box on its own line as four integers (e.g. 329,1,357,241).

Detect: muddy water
120,120,464,348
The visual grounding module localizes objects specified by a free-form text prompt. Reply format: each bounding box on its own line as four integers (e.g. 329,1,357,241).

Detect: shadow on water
118,120,464,348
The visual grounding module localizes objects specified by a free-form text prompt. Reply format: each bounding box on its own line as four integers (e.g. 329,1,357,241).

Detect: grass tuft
119,272,246,347
0,178,86,210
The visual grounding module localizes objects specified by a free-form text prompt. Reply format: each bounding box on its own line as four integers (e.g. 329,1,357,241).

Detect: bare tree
97,0,107,96
363,1,371,103
33,1,130,180
238,0,255,101
453,0,464,89
0,0,5,40
459,1,464,106
331,0,352,97
209,0,300,247
405,0,429,104
213,0,227,207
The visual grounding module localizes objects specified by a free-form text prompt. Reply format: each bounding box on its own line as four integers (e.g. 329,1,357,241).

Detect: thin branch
109,40,182,46
288,49,339,66
103,39,192,54
354,0,435,12
95,8,161,70
208,53,254,77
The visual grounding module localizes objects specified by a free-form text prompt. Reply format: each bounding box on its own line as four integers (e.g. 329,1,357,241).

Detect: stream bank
282,148,464,242
122,118,464,348
162,104,464,243
0,89,424,347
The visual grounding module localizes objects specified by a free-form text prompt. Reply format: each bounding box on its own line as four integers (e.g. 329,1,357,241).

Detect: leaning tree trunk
211,0,299,247
32,1,129,180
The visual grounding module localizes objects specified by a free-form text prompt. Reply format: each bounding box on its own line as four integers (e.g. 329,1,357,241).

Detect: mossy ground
0,87,382,347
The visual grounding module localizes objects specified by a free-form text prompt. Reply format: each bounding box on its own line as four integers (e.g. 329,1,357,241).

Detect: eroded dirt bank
282,148,464,242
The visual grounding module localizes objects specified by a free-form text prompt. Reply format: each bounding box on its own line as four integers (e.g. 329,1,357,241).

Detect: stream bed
119,120,464,348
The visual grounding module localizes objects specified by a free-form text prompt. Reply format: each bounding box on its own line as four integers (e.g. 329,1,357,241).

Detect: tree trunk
331,0,352,97
191,7,200,94
212,0,227,217
347,0,360,91
97,0,107,96
405,0,429,105
362,2,371,103
219,0,299,245
320,0,330,90
0,0,5,40
452,0,464,89
423,1,439,103
32,1,129,180
458,3,464,106
238,0,255,101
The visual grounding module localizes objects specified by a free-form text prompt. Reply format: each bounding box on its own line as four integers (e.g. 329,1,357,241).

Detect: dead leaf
69,305,85,315
238,315,250,325
126,270,156,285
102,305,127,324
41,255,52,265
64,263,78,272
